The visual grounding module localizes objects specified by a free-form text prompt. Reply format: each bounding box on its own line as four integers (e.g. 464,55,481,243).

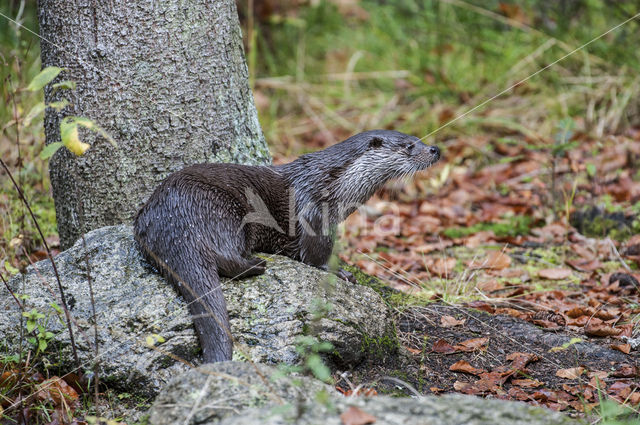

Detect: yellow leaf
60,118,90,156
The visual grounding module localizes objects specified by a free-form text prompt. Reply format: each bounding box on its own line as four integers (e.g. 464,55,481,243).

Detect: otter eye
369,137,383,149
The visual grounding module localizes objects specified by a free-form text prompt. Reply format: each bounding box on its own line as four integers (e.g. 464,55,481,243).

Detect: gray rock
0,225,196,397
149,361,336,425
219,394,579,425
0,225,396,397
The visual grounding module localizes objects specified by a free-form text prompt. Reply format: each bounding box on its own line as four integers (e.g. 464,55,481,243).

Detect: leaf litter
330,126,640,414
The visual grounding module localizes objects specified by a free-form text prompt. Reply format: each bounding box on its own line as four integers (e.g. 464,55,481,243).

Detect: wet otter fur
133,130,440,362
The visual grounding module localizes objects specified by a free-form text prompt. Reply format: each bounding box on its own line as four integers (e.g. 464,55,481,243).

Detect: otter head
360,130,440,176
327,130,441,207
278,129,441,222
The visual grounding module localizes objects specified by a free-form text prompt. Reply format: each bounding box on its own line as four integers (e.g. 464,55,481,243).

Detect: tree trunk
38,0,270,249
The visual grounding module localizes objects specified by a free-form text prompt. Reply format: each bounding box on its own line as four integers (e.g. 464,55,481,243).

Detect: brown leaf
565,307,589,318
450,360,484,375
429,257,456,276
339,388,378,397
476,279,504,293
453,380,479,394
469,251,511,270
611,364,637,378
538,268,572,280
556,367,585,379
466,301,495,314
432,339,457,354
404,346,422,355
36,377,79,408
610,344,631,354
340,406,377,425
456,337,489,352
584,323,622,337
512,378,543,388
508,386,532,401
413,240,452,254
566,258,602,272
440,315,465,327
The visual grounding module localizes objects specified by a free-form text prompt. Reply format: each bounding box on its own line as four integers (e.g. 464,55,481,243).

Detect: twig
76,192,100,404
0,272,24,311
607,237,631,272
0,158,80,366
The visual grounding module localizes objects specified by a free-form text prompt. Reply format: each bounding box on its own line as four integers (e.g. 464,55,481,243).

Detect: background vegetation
3,0,639,265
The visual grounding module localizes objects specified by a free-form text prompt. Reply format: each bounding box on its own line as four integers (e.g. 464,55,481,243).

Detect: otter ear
369,137,384,149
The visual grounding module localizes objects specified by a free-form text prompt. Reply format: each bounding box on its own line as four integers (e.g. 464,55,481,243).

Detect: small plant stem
551,155,557,219
9,74,26,232
77,194,100,405
0,272,24,311
0,157,80,366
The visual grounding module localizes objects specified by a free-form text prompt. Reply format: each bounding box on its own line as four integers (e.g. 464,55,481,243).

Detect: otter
133,130,440,362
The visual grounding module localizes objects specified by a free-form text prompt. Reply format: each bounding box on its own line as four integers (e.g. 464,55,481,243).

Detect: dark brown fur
134,130,440,362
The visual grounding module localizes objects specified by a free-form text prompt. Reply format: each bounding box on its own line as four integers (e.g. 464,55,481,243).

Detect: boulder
149,361,336,425
218,394,578,425
0,225,397,397
149,361,577,425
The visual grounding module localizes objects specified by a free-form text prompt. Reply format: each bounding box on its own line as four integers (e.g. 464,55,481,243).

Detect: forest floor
294,126,640,418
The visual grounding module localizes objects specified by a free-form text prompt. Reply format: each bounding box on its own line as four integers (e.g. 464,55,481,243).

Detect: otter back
134,163,293,362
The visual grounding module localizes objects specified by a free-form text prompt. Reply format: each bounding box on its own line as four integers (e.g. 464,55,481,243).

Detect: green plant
549,118,577,217
595,398,640,425
21,66,117,160
22,306,56,353
293,335,334,383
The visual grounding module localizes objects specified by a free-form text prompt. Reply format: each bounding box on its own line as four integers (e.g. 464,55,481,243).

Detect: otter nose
428,146,440,157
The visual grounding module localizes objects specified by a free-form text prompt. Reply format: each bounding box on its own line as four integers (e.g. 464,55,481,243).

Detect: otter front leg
298,233,334,269
218,256,266,279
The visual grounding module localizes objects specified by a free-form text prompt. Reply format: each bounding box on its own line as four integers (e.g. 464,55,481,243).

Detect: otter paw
336,268,357,284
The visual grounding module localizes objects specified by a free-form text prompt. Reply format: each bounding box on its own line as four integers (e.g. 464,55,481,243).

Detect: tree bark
38,0,270,248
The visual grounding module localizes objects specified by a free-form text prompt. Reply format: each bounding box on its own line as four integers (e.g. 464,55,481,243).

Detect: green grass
441,215,534,238
1,1,53,263
252,0,640,146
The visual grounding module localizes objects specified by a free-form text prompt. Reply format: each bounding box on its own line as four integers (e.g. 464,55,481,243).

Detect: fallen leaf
512,378,543,388
404,346,422,355
469,251,511,270
508,386,532,400
565,307,589,318
340,406,377,425
453,380,478,394
440,315,465,327
450,360,484,375
339,388,378,397
456,337,489,352
556,367,585,379
432,339,456,354
476,279,504,293
36,377,79,408
611,364,637,378
538,268,572,280
466,301,495,313
610,344,631,354
429,257,457,276
506,352,539,374
584,323,622,337
566,258,602,272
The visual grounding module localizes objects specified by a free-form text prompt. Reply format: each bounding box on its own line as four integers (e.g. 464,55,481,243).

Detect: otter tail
134,228,233,363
